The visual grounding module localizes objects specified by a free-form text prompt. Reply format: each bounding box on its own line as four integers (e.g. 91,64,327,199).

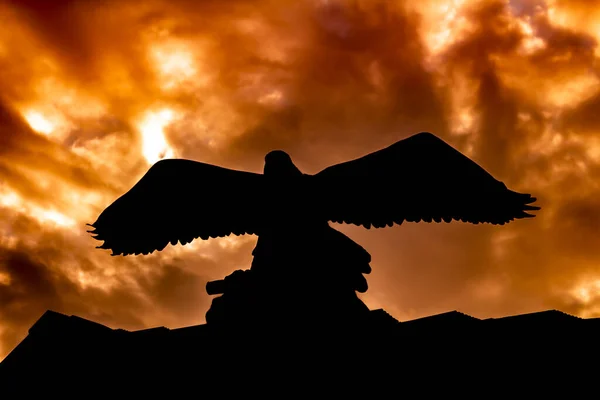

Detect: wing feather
313,132,540,228
88,159,267,256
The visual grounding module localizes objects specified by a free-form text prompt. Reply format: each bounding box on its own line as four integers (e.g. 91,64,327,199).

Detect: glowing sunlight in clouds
138,109,177,164
23,111,54,135
571,279,600,318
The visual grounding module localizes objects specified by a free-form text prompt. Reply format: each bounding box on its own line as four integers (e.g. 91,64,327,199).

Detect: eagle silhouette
88,132,540,256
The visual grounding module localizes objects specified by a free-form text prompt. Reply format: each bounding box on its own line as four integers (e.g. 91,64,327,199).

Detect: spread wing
88,159,267,256
313,132,540,228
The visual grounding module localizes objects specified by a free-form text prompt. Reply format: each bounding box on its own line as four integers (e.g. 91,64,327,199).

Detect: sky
1,0,600,360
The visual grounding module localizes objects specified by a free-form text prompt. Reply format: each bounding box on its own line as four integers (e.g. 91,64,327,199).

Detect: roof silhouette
1,306,597,395
400,310,479,327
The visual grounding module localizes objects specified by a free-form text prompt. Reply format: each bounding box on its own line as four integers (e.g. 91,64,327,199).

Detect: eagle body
250,150,371,296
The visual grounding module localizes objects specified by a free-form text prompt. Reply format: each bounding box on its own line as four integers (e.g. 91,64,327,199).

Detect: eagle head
264,150,302,178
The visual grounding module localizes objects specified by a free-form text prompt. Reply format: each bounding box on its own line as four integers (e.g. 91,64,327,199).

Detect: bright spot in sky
138,109,176,164
24,110,54,135
0,271,11,286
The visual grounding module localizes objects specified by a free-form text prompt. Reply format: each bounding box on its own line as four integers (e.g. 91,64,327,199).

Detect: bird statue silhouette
88,131,539,256
88,132,540,326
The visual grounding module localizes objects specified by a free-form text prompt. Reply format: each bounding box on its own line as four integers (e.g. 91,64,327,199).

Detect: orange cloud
1,0,600,360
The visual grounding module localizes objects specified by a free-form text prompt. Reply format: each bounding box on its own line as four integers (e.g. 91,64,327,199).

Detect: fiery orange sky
1,0,600,360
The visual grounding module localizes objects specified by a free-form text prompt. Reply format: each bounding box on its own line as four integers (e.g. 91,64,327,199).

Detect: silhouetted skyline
2,307,597,393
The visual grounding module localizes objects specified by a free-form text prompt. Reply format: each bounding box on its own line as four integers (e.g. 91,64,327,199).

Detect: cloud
1,0,600,360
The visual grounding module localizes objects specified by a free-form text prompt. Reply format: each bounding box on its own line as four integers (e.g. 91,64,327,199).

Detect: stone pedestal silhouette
204,225,373,332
